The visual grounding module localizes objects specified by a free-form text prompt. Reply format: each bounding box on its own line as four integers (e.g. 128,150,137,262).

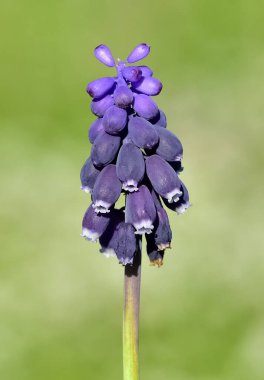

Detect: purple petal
94,45,115,67
164,181,191,214
116,143,145,192
102,105,127,135
138,66,153,77
151,110,167,128
80,157,101,193
132,77,162,96
81,204,110,242
155,127,183,161
91,94,114,117
88,118,104,144
92,164,122,213
86,77,116,99
114,86,134,108
91,131,121,167
125,185,156,234
128,116,159,149
99,209,124,257
133,94,159,120
115,222,137,265
146,155,182,203
127,43,150,63
122,66,142,82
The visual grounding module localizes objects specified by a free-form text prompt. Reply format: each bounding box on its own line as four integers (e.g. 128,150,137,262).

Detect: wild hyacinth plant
80,43,190,380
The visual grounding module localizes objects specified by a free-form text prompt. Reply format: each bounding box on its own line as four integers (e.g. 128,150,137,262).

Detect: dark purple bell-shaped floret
115,222,138,265
99,209,124,257
87,77,116,99
125,185,156,234
132,77,162,96
146,155,182,203
122,66,142,83
138,66,153,77
114,85,134,108
127,43,150,63
151,110,167,128
155,127,183,162
91,94,114,117
80,157,101,193
133,94,159,120
92,164,122,214
116,143,145,192
88,118,104,144
102,105,127,135
81,204,110,242
94,44,115,67
91,131,121,168
164,181,191,214
146,234,164,267
128,116,159,149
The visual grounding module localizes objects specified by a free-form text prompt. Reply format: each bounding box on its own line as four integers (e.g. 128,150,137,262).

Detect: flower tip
81,228,99,242
80,185,91,193
157,242,171,251
150,258,163,268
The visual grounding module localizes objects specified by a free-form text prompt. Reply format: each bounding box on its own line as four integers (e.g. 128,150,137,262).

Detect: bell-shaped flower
128,116,159,149
94,44,115,67
155,127,183,161
127,43,150,63
115,222,138,265
146,155,182,203
99,209,124,257
102,105,127,135
80,157,100,193
86,77,116,99
164,181,191,214
146,234,164,267
92,164,122,213
116,143,145,192
132,77,162,96
81,204,110,242
133,94,159,120
88,118,104,144
125,185,156,234
91,94,114,117
114,85,134,108
91,131,121,167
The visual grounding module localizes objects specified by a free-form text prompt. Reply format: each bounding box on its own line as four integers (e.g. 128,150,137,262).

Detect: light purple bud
133,94,159,120
127,43,150,63
91,131,121,167
81,204,110,242
116,143,145,192
102,105,127,135
92,164,122,213
115,222,137,265
94,44,115,67
164,182,191,214
99,209,124,257
146,234,164,267
151,110,167,128
114,86,134,108
126,185,156,234
128,116,159,149
91,94,114,117
122,66,142,82
155,127,183,161
80,157,101,193
146,155,182,203
88,118,104,144
132,77,162,96
86,77,116,99
138,66,153,77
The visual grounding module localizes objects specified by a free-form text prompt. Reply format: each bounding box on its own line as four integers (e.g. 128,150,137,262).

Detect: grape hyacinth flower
80,43,191,380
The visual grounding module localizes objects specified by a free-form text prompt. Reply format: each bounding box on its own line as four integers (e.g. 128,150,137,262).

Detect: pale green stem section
123,248,141,380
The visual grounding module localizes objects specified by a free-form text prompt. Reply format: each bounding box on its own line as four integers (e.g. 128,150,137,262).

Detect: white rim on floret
100,247,116,257
176,202,191,215
81,228,99,242
92,200,111,214
165,188,182,203
134,219,154,235
80,185,91,193
175,154,183,161
123,179,138,192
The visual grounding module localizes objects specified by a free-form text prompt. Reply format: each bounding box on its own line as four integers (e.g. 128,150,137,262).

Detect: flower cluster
80,43,190,267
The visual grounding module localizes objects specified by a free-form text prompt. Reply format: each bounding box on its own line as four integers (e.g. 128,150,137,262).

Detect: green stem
123,246,141,380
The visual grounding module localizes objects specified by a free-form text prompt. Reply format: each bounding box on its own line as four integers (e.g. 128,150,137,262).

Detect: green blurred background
1,1,264,379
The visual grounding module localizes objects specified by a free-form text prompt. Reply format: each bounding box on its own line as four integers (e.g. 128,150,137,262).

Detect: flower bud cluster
80,44,190,267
